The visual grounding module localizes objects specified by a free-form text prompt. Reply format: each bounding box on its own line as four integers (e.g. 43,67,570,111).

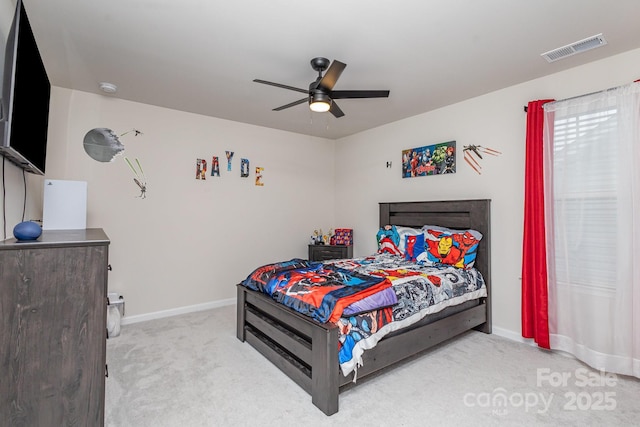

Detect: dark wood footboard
236,199,492,415
237,284,340,415
237,284,489,415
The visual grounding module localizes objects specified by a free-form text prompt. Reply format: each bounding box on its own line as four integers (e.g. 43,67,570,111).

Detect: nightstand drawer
308,245,353,261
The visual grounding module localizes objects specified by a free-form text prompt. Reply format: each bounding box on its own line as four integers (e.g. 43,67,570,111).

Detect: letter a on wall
211,156,220,176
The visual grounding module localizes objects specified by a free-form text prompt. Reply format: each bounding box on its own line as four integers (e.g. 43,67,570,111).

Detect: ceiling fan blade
317,60,346,91
331,90,390,99
253,79,308,94
273,98,307,111
329,101,345,118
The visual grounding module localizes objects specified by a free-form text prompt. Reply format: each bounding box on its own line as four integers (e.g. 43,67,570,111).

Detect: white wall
44,89,336,317
5,48,639,334
334,47,640,337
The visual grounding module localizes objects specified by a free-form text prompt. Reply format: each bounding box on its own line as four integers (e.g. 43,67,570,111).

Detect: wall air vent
541,33,607,63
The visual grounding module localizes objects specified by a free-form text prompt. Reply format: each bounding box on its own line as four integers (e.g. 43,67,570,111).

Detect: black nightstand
308,244,353,261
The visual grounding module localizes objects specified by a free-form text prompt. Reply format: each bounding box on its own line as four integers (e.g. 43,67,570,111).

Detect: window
550,107,618,291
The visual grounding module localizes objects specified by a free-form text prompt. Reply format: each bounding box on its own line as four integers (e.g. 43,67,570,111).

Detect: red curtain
521,99,554,349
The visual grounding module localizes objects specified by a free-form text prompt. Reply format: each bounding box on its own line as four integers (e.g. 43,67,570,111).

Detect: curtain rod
523,80,639,112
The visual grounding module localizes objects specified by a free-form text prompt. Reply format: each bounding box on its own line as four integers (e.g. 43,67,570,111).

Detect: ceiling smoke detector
99,82,118,94
541,33,607,63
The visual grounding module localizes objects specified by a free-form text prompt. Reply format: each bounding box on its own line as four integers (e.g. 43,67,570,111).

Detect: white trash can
107,292,125,338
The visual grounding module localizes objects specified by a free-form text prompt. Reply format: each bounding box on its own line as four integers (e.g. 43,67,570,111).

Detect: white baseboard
120,300,540,352
491,325,539,347
120,297,236,325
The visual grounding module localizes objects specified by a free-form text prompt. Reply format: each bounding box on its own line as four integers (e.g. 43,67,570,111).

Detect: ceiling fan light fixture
309,91,331,112
310,100,331,112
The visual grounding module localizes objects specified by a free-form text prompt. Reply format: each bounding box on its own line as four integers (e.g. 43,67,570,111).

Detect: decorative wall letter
211,156,220,176
240,158,250,177
255,167,264,186
225,151,234,171
196,159,207,180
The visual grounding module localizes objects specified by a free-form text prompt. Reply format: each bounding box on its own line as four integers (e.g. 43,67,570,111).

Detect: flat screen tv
0,0,50,175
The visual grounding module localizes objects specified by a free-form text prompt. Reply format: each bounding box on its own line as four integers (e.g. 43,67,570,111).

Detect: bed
236,199,491,415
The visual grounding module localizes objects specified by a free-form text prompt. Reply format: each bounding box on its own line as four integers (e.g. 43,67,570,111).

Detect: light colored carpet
105,305,640,426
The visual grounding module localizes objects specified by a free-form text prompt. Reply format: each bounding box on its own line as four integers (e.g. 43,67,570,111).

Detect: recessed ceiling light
99,82,118,94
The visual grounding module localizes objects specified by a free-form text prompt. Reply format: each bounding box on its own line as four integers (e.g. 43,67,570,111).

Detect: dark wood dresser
0,228,110,427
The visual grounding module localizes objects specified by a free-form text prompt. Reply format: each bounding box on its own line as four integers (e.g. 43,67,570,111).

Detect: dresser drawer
308,244,353,261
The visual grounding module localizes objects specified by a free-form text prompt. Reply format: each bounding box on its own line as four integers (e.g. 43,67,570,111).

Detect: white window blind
551,107,618,291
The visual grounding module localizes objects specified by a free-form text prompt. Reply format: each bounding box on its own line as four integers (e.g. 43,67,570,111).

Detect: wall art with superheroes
402,140,456,178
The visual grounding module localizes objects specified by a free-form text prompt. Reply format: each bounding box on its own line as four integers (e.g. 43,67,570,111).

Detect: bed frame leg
311,326,339,416
474,298,492,334
236,285,247,342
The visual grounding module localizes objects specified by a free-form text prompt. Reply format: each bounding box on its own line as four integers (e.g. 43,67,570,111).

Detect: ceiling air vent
541,33,607,63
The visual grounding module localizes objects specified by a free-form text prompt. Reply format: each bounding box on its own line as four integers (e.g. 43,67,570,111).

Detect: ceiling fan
253,57,390,118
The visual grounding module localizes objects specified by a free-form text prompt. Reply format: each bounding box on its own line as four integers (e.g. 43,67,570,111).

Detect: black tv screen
0,0,50,175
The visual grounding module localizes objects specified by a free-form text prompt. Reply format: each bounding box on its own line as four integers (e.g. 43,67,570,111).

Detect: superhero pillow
421,225,483,269
404,233,426,262
376,225,426,257
378,237,402,255
376,225,402,255
395,225,423,254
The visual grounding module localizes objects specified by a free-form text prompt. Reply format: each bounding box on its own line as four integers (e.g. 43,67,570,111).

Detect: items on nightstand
310,228,334,245
332,228,353,246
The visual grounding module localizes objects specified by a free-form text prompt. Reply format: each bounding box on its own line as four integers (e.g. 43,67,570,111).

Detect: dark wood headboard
379,199,491,323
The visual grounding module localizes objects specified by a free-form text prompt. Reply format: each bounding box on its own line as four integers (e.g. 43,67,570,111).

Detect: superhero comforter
240,252,486,377
241,258,394,323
